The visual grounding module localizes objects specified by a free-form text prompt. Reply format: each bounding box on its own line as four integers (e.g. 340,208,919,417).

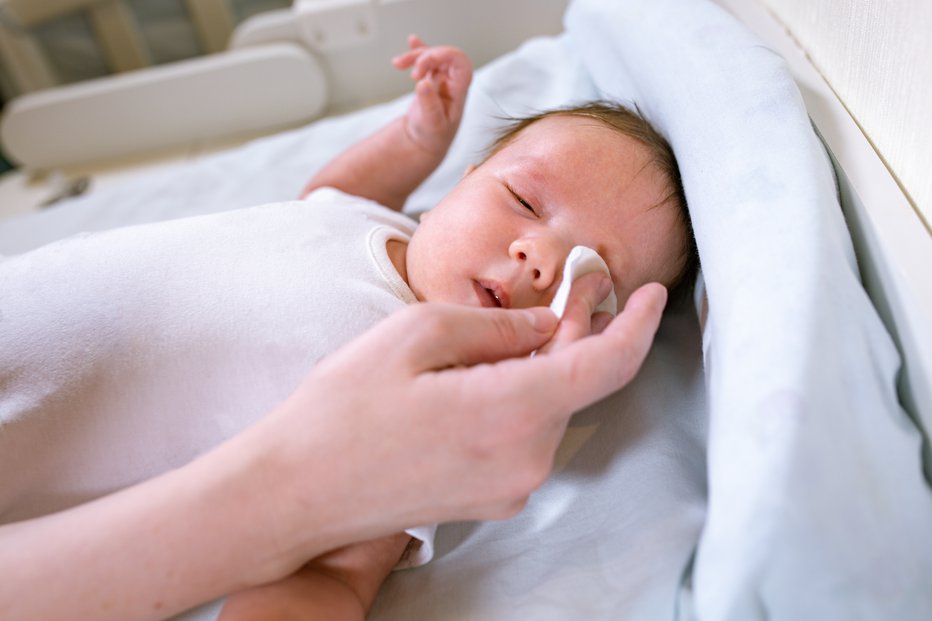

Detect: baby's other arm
218,532,411,621
301,35,472,211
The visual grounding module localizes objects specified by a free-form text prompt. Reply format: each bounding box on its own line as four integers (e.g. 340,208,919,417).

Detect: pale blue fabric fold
565,0,932,618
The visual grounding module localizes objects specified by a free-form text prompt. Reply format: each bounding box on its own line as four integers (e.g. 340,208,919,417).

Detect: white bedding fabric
1,0,930,620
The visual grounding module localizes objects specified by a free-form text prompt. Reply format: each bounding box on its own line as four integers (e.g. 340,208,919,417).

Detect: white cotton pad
548,245,617,319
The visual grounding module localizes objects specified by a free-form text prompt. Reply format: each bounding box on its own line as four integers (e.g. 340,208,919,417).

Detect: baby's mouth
473,280,506,308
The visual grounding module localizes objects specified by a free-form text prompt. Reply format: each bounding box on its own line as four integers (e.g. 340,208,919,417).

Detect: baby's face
405,115,685,310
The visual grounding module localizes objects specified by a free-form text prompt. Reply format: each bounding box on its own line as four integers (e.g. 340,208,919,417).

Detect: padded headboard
757,0,931,240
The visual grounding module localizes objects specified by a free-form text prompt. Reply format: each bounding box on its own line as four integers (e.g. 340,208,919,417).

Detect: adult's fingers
396,304,559,372
590,312,613,335
508,282,668,414
539,271,612,354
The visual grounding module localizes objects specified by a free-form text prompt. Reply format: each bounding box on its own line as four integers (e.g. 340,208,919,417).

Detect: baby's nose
508,238,563,292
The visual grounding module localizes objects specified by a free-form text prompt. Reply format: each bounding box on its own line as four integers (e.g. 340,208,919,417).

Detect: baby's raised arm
389,35,471,155
301,35,473,210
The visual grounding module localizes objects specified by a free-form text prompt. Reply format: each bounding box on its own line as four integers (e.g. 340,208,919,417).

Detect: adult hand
537,270,617,354
258,279,667,569
0,278,665,621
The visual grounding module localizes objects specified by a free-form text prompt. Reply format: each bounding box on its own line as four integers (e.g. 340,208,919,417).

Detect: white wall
758,0,931,231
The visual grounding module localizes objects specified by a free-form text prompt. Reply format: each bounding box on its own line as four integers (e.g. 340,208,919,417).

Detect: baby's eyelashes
515,195,537,215
506,184,538,216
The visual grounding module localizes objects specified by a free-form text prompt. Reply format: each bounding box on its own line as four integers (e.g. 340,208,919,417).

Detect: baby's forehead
494,125,663,196
503,116,653,166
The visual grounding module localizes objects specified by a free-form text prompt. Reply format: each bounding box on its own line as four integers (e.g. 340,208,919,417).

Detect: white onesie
0,187,441,564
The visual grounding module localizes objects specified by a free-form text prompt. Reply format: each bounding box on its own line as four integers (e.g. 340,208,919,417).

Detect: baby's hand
392,35,472,155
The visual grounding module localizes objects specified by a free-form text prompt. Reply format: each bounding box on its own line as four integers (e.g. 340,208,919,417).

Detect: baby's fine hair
485,101,699,299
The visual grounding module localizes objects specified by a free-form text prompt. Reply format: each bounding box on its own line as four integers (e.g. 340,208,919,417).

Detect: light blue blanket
566,0,932,618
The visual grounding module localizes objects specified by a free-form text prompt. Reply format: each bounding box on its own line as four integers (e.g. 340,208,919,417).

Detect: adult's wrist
221,393,382,582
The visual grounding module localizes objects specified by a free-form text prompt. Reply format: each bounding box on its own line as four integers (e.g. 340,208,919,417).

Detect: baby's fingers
413,47,468,78
414,47,472,101
392,48,424,70
413,78,446,125
391,34,427,69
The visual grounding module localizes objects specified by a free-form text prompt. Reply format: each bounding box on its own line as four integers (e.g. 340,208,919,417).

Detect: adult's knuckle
501,459,549,503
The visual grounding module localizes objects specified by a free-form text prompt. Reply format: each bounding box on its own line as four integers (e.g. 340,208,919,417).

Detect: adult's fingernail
628,282,667,311
597,274,613,301
521,307,558,332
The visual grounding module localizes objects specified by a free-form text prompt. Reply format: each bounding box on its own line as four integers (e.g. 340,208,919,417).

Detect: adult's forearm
0,282,664,620
0,421,345,621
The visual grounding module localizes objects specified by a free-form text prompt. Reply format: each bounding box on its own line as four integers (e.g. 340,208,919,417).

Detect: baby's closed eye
506,184,538,216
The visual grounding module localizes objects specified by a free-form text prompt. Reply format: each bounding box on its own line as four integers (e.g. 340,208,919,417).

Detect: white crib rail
1,42,327,168
0,0,569,170
0,0,238,94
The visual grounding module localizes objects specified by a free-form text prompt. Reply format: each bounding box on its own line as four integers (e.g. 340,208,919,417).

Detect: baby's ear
462,164,477,177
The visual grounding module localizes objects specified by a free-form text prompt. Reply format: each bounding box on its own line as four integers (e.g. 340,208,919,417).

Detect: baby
217,36,696,621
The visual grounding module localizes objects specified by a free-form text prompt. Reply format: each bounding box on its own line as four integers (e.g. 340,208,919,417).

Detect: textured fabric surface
565,0,932,618
759,0,932,227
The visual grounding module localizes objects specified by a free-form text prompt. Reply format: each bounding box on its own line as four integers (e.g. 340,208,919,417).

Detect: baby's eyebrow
506,161,555,209
508,156,548,182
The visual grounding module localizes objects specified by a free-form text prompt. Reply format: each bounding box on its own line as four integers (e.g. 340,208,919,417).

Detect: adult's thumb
400,304,558,371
